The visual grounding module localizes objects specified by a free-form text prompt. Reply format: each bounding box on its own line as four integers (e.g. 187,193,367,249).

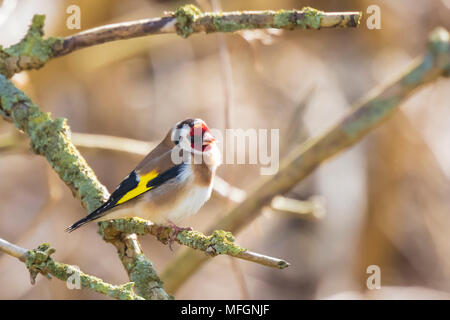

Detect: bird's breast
166,183,213,224
136,164,213,225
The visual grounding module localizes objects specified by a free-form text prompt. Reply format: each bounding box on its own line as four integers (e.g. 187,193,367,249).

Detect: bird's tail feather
65,201,113,232
65,216,92,232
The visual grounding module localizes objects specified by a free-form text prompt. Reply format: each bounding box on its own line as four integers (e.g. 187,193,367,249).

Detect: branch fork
0,5,361,78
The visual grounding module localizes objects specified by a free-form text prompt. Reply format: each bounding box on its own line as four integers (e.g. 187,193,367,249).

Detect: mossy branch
0,75,170,300
0,76,107,212
0,239,143,300
173,5,360,37
100,218,290,269
0,15,63,78
160,27,450,293
0,5,361,78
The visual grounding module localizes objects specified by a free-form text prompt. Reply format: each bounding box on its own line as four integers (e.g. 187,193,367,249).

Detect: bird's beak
202,131,215,146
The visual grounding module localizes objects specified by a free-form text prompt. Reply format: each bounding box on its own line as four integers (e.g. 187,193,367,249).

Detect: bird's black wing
66,164,187,232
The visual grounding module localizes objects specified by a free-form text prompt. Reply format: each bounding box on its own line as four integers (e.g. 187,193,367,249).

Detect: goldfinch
66,119,221,243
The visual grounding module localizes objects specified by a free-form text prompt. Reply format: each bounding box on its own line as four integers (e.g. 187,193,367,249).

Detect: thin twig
58,6,360,48
0,238,144,300
160,27,450,293
0,6,361,78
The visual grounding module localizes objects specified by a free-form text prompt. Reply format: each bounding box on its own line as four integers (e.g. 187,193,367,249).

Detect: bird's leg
154,225,166,241
168,220,192,251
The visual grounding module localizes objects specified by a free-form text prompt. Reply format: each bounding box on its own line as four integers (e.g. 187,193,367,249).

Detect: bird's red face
189,121,215,152
172,118,217,154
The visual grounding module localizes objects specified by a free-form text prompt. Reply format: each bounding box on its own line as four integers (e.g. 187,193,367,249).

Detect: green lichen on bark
273,7,323,29
209,12,255,33
174,4,203,38
178,229,246,256
299,7,323,29
272,10,292,29
100,218,246,256
0,15,63,78
173,5,325,37
98,218,171,300
343,96,401,138
0,75,107,212
25,243,55,282
98,218,149,238
24,243,143,300
126,253,173,300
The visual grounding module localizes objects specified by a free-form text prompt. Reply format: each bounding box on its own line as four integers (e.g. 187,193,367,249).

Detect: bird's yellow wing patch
116,170,159,204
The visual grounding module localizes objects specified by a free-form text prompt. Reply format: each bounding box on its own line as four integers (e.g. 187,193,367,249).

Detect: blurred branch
0,239,143,300
100,218,290,270
160,27,450,293
209,0,234,129
212,176,247,202
270,195,326,219
282,87,315,154
0,131,156,154
1,130,320,218
0,6,361,77
71,132,157,155
0,76,170,300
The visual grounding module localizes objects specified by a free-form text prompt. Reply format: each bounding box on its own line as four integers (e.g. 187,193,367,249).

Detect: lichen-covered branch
0,76,108,212
0,6,361,78
0,239,143,300
100,218,290,269
174,5,360,37
0,76,170,300
160,27,450,293
0,15,63,78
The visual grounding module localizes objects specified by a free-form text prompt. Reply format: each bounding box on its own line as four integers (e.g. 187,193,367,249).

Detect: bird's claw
168,222,192,251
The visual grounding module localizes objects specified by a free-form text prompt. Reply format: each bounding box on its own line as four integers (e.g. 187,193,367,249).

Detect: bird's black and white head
171,118,221,167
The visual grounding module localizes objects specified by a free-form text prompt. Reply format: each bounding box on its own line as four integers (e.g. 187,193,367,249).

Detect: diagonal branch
0,5,361,78
0,75,170,300
160,27,450,293
0,238,143,300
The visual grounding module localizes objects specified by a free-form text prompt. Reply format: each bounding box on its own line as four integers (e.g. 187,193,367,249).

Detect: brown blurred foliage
0,0,450,299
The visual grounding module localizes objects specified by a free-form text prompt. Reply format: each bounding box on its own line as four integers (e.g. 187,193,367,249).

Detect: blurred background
0,0,450,299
